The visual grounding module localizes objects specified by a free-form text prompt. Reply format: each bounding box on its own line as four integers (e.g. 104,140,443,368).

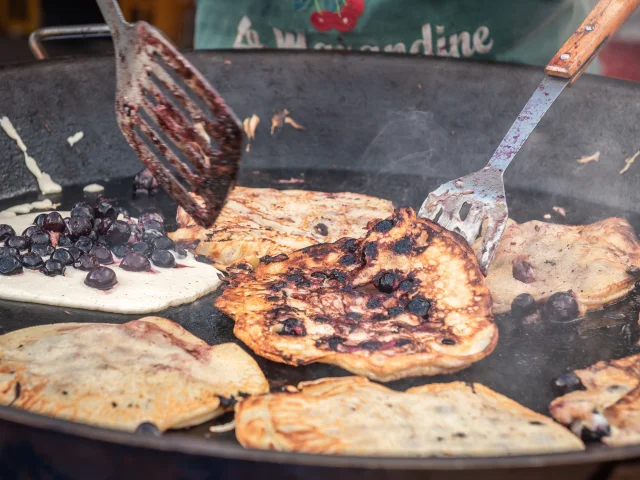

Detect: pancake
0,317,269,432
216,208,497,382
235,376,585,456
482,218,640,315
550,353,640,446
169,187,395,267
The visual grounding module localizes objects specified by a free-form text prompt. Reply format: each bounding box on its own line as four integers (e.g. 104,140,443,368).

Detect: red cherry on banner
310,10,335,31
342,0,365,18
333,12,358,32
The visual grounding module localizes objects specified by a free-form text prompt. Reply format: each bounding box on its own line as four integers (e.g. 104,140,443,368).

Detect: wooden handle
545,0,640,80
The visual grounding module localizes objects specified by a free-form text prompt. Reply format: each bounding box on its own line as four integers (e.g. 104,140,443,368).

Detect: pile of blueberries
0,199,185,290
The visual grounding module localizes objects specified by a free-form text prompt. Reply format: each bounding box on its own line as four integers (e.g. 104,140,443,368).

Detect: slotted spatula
97,0,243,228
419,0,640,275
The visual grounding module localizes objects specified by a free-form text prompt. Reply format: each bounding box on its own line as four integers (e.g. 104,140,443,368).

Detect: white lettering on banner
410,24,433,55
473,26,494,54
233,16,263,48
273,28,307,49
232,17,493,58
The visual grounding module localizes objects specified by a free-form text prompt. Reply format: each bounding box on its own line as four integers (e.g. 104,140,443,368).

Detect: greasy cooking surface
1,168,640,451
217,208,497,381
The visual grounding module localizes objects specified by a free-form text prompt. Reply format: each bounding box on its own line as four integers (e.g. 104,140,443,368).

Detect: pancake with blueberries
482,218,640,316
0,316,269,432
169,187,395,268
215,207,497,382
550,353,640,446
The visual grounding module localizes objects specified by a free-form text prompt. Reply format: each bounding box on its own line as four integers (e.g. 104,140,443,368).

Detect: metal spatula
97,0,243,228
419,0,640,275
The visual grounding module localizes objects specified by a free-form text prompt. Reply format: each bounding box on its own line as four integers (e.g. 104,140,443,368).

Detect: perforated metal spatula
97,0,243,228
419,0,639,275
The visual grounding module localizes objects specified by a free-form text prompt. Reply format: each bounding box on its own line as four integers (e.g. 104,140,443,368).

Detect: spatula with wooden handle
419,0,640,275
96,0,243,228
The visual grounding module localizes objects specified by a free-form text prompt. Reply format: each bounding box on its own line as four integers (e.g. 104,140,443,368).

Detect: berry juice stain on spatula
97,0,243,228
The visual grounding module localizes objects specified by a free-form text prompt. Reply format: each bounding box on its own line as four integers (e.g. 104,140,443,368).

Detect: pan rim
2,403,640,470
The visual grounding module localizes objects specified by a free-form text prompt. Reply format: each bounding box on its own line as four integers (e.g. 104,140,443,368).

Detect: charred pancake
483,218,640,315
550,354,640,446
216,208,497,381
0,317,268,432
169,187,394,267
235,376,585,456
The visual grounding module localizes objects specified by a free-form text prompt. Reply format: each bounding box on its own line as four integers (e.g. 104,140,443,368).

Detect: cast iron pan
1,51,640,478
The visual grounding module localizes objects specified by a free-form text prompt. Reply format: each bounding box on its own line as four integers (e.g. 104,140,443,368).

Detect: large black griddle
2,51,640,479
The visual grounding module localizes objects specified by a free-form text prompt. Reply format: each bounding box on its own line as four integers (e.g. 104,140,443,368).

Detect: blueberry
142,230,163,243
85,266,117,290
21,226,40,239
95,201,117,220
406,297,430,316
75,236,94,254
94,217,113,236
33,213,47,227
377,272,395,293
30,244,55,257
43,212,66,233
66,246,83,262
138,211,164,225
512,259,536,284
120,251,151,272
111,245,130,258
67,216,92,238
74,254,100,271
89,244,114,265
6,235,30,251
0,255,23,275
0,246,19,257
21,252,44,270
553,372,585,395
30,230,51,246
51,248,74,266
151,235,175,251
150,249,175,268
41,259,65,277
140,219,164,235
105,220,131,246
0,224,16,242
58,235,74,247
511,293,537,318
131,241,152,256
544,291,579,322
133,168,158,193
71,202,95,219
135,422,161,436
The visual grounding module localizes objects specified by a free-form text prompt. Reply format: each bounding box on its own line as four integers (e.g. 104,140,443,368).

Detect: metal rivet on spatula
585,25,595,32
560,53,571,60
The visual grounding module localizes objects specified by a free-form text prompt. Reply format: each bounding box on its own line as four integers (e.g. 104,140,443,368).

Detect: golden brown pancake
216,208,497,381
483,218,640,315
169,187,394,267
0,317,268,432
550,353,640,446
235,376,584,456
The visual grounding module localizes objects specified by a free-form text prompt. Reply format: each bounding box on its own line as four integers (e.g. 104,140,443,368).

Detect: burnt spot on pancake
366,298,381,309
340,254,357,266
195,254,214,265
279,318,306,336
395,338,411,347
346,312,362,321
342,239,358,253
392,236,414,254
218,395,237,408
235,263,250,270
311,272,327,280
363,242,378,260
373,219,394,233
376,272,396,293
269,281,288,292
267,296,280,302
315,316,329,323
387,307,404,317
286,273,304,282
261,253,289,264
315,223,329,236
329,269,347,283
360,341,381,350
373,313,388,322
327,336,345,350
397,279,414,291
441,338,456,345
